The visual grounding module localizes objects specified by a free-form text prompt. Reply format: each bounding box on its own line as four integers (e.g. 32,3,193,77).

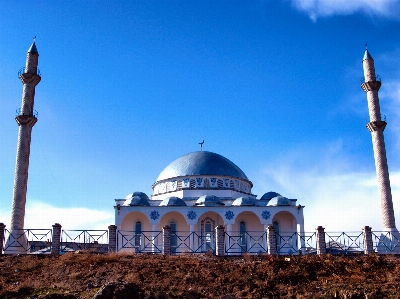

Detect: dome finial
199,140,204,151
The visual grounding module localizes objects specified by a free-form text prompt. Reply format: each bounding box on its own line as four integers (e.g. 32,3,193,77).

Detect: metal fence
372,231,400,253
324,232,365,255
225,231,267,254
116,230,162,253
3,229,52,253
61,230,108,253
172,231,215,254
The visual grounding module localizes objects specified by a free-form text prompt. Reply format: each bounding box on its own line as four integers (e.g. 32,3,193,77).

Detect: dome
232,197,257,206
156,151,248,182
260,192,281,201
266,196,291,206
195,195,225,207
123,192,150,206
159,196,187,206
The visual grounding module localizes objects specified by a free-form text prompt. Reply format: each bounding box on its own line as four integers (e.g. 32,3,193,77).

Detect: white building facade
114,151,305,254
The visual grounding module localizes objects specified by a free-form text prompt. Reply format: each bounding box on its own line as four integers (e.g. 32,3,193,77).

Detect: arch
121,211,151,231
272,211,297,233
159,211,187,231
233,211,263,232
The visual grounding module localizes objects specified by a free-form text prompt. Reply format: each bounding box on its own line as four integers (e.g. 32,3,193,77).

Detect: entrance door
201,217,215,252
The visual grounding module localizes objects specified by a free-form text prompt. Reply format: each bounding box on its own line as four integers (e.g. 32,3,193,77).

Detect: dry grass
0,253,399,298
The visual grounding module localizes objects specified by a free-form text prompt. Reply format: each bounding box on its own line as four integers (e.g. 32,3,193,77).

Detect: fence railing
2,225,400,255
117,230,162,253
172,231,215,254
3,229,52,253
372,231,400,253
61,230,108,253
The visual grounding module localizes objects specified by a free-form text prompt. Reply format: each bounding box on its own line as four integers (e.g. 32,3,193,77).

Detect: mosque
114,150,305,253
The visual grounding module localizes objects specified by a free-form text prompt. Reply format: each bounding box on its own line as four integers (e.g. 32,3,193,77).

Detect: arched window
135,221,142,249
170,221,177,254
239,221,247,252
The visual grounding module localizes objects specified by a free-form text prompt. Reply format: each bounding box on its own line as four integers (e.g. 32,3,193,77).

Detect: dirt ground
0,252,399,299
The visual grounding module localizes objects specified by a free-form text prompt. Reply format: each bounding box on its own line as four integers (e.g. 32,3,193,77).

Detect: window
135,221,142,249
170,221,177,254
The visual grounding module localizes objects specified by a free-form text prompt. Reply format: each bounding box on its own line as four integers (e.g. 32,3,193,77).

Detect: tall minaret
7,39,41,252
361,47,397,232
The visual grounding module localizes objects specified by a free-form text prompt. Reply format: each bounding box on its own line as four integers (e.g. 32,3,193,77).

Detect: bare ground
0,253,399,299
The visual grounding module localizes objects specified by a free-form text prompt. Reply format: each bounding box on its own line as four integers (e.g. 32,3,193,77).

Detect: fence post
162,225,171,255
316,226,326,255
215,225,225,256
267,225,277,255
108,225,117,253
362,226,374,254
51,223,62,255
0,223,5,254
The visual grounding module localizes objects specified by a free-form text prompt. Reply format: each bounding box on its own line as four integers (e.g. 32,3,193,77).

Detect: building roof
155,151,249,182
123,192,150,206
28,42,38,54
266,196,291,206
195,195,225,206
260,191,281,201
232,196,257,206
159,196,187,206
363,49,373,60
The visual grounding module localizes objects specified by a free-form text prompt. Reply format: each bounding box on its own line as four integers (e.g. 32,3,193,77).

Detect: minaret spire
361,47,397,231
6,40,41,253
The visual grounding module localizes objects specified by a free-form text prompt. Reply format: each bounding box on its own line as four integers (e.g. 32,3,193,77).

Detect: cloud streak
288,0,400,21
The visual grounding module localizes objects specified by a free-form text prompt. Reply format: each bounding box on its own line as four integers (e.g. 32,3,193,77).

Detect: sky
1,0,400,232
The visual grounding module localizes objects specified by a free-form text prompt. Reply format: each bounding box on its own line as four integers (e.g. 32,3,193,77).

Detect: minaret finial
33,36,36,42
365,43,368,50
199,140,204,151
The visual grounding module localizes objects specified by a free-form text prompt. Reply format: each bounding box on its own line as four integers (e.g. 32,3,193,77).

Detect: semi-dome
156,151,248,182
195,195,225,206
266,196,291,206
260,192,281,201
123,192,150,206
232,197,257,206
159,196,187,206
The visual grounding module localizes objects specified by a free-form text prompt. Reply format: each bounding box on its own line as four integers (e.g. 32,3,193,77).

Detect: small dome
160,196,187,206
260,192,281,201
123,192,150,206
195,195,225,207
266,196,291,206
232,197,257,206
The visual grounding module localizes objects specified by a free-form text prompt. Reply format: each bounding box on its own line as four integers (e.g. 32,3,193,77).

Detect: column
108,225,117,253
162,225,171,255
226,224,232,255
51,223,62,255
316,226,326,255
152,224,158,253
189,224,195,253
215,225,225,256
362,226,374,254
0,223,5,254
266,225,277,255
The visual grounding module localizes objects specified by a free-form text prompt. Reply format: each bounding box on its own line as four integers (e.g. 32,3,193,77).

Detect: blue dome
156,151,248,182
123,192,150,206
232,197,257,206
260,192,281,201
195,195,225,207
266,196,291,206
159,196,187,206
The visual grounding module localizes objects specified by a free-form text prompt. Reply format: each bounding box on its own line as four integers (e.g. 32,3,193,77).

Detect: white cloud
288,0,400,21
0,201,114,230
255,145,400,233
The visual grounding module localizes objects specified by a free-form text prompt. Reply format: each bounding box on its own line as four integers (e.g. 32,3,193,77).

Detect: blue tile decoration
261,210,271,220
225,210,234,220
187,210,197,220
150,210,160,220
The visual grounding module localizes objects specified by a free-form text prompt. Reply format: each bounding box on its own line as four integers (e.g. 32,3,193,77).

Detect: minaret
6,39,41,253
361,47,397,232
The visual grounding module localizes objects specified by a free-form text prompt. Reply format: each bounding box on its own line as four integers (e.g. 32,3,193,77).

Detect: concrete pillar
108,225,117,253
51,223,62,255
162,225,171,255
266,225,277,255
0,223,5,254
152,224,158,253
362,226,374,254
316,226,326,255
215,225,225,256
226,224,232,255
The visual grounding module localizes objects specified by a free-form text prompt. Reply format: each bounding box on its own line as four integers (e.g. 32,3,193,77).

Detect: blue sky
1,0,400,232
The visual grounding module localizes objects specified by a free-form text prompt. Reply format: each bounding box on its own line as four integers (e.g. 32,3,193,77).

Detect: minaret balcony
18,67,41,77
16,108,38,118
360,75,381,83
